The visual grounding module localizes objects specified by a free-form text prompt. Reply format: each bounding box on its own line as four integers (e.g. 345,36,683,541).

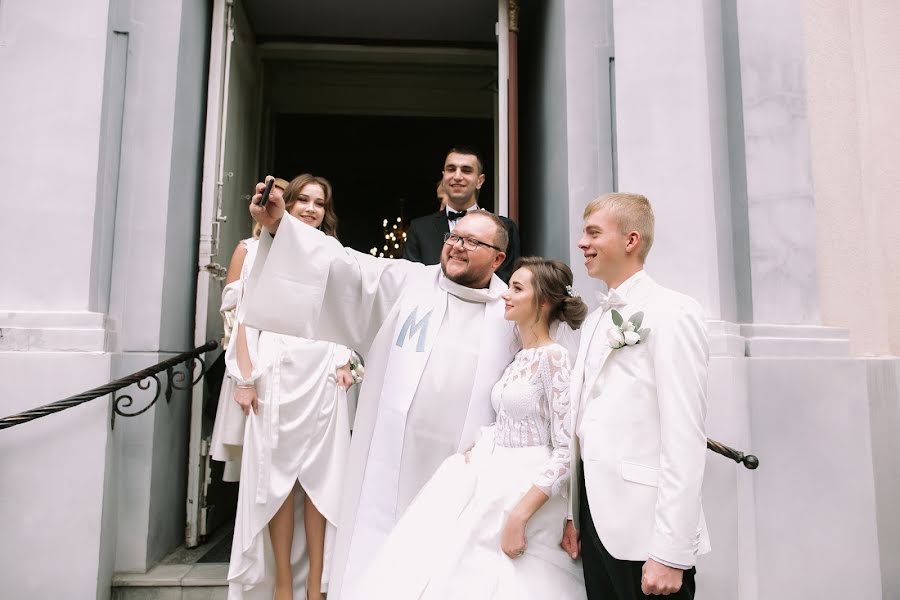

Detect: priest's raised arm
241,184,422,354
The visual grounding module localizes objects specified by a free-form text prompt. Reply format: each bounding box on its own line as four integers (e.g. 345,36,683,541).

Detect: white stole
342,272,515,597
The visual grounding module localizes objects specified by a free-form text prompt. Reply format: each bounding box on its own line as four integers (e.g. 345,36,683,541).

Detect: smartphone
257,177,275,207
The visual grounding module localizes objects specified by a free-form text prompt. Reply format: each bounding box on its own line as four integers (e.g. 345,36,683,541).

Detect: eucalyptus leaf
629,311,644,331
611,309,624,327
638,327,651,341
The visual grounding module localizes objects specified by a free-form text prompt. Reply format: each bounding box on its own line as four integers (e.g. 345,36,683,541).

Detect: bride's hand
500,513,527,559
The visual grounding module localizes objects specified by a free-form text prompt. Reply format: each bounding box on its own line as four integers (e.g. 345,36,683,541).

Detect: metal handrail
0,339,757,468
0,341,219,430
708,438,759,469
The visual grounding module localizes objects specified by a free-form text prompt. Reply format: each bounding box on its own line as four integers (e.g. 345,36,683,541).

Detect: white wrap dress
214,238,353,599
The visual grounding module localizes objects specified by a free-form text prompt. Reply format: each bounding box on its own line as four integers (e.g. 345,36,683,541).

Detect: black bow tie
447,210,468,221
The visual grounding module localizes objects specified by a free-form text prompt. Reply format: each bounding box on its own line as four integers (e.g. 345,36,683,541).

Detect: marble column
612,0,738,323
612,4,755,600
733,0,820,326
729,0,852,358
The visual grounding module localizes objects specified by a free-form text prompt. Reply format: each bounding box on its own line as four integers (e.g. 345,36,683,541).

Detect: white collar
438,270,505,303
446,204,480,216
608,269,647,300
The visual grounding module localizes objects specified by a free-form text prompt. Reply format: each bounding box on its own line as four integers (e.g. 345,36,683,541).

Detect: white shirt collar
608,269,647,300
438,270,504,303
446,204,480,231
446,204,480,217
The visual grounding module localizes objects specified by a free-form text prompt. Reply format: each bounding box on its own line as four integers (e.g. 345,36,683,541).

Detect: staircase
111,527,231,600
112,563,227,600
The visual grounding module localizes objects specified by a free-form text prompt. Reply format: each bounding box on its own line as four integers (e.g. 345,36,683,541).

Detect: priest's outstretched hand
249,176,285,234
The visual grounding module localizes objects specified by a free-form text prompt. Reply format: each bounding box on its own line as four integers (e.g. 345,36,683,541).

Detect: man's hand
500,513,528,559
249,177,285,234
234,385,259,416
641,558,684,595
560,519,580,559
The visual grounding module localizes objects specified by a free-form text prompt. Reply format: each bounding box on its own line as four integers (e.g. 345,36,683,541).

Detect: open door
495,0,509,218
186,0,261,547
186,0,505,548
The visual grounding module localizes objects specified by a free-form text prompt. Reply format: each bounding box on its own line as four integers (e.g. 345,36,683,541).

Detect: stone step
112,563,227,600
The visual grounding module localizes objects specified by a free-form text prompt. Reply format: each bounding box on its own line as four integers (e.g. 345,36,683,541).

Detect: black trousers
578,462,696,600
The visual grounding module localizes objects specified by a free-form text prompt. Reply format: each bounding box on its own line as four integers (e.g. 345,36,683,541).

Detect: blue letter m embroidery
396,307,432,353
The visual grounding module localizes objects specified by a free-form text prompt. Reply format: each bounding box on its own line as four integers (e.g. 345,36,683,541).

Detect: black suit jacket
403,210,521,283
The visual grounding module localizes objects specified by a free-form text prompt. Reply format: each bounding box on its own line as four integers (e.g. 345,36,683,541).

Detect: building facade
1,0,898,598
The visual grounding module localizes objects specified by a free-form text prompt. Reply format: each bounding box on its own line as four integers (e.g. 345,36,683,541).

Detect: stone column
612,4,754,599
733,0,820,326
0,1,209,598
613,0,738,323
0,2,116,598
729,0,852,358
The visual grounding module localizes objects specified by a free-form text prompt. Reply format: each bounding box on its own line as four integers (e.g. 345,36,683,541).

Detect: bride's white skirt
355,432,586,599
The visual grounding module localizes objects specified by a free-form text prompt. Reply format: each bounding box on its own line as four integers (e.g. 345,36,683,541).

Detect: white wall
800,7,900,589
0,2,116,598
0,0,211,596
697,357,758,600
867,358,900,596
0,353,114,600
748,358,883,598
0,0,110,313
518,0,616,305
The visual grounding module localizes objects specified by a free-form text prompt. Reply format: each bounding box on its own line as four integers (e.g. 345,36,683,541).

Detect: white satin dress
214,238,353,600
354,343,585,600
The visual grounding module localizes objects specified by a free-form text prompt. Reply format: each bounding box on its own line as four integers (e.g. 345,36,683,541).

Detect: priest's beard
440,260,492,289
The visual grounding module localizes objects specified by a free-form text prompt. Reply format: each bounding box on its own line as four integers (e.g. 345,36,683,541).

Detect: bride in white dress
215,174,357,600
354,257,589,600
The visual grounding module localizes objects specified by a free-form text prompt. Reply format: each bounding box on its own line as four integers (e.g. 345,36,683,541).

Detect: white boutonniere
606,310,651,349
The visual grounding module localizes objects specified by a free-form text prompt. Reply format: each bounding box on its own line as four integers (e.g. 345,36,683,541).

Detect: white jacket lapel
570,309,607,420
574,275,659,424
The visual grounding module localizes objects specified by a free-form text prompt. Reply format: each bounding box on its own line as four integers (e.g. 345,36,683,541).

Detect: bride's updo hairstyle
515,257,589,330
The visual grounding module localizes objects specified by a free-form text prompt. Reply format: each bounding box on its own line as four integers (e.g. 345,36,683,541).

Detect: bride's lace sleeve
534,345,573,497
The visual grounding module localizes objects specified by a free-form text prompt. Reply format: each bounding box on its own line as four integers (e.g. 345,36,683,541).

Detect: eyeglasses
443,232,503,252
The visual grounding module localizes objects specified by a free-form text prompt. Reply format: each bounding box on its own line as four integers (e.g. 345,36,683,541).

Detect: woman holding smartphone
218,173,357,600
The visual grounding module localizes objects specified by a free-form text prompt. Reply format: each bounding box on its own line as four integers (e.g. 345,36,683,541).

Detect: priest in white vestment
241,183,519,599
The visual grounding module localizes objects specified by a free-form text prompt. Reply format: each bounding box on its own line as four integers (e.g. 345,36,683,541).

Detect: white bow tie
596,289,627,313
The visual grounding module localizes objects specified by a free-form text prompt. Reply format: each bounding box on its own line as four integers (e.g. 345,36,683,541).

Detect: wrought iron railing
0,341,219,430
0,339,757,469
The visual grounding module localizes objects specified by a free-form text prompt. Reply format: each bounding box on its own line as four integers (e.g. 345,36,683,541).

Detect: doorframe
188,6,510,548
496,0,510,218
186,0,233,548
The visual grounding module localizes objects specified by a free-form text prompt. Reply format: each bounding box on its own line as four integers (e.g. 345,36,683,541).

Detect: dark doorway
272,114,494,254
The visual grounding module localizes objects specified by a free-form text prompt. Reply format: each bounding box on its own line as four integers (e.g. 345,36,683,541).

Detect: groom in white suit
561,193,710,598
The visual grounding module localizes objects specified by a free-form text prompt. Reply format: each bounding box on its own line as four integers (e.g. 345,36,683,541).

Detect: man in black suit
403,146,521,282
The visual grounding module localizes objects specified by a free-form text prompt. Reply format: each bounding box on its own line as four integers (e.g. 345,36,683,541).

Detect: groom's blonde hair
583,193,655,261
